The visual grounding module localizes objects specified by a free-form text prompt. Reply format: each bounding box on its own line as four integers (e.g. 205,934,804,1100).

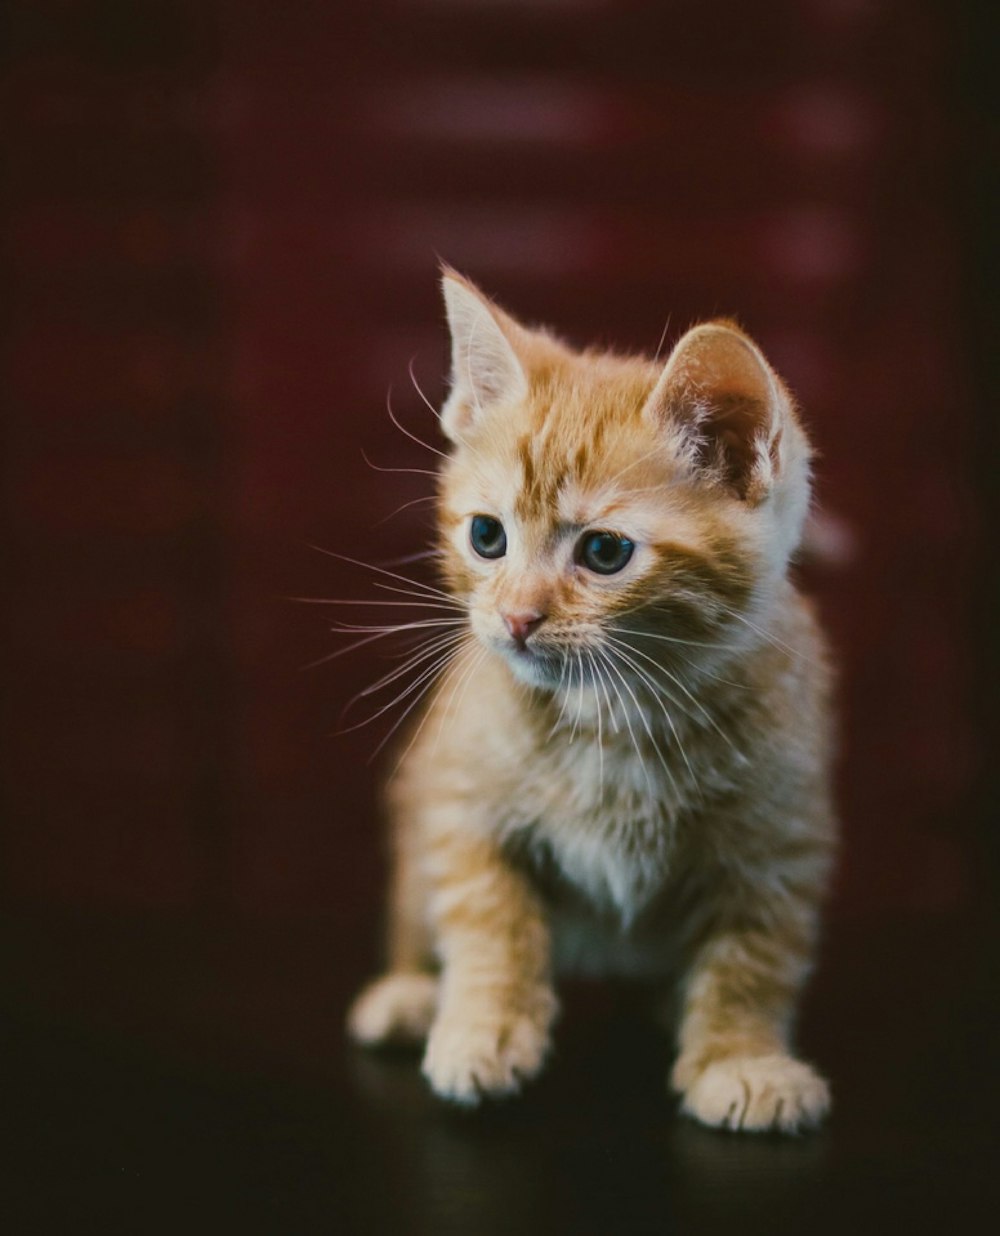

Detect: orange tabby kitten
346,271,835,1133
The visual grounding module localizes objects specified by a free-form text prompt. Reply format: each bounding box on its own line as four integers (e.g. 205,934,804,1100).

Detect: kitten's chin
497,646,562,690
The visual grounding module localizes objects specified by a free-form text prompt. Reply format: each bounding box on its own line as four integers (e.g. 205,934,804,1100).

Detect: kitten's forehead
505,364,663,518
445,416,702,548
442,349,709,540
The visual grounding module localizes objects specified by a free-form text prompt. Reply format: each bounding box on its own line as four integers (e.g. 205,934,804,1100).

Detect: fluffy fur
346,271,836,1134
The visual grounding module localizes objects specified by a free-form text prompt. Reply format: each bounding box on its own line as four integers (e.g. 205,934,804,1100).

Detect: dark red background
2,0,996,939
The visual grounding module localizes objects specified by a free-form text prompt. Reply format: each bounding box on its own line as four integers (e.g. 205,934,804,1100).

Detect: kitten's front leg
421,822,557,1104
671,900,830,1134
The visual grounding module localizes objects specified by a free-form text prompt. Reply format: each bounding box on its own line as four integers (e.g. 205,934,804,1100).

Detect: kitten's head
435,270,812,690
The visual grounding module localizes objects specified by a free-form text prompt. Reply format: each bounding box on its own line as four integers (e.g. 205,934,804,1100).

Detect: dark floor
0,910,996,1235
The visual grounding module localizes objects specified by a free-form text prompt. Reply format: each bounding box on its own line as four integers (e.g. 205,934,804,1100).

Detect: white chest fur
493,724,686,923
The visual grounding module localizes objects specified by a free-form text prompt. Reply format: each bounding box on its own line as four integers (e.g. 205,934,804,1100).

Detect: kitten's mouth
509,641,547,665
501,640,565,687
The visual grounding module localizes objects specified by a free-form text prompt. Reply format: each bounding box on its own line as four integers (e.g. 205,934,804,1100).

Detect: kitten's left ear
439,269,529,442
642,321,793,505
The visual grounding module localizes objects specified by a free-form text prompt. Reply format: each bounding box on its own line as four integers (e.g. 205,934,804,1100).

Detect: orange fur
347,272,836,1133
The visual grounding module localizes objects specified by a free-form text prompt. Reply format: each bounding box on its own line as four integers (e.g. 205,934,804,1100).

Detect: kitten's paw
677,1053,830,1134
346,972,439,1047
422,997,554,1105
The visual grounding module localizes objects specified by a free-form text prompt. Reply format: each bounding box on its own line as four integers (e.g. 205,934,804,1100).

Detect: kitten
346,270,836,1134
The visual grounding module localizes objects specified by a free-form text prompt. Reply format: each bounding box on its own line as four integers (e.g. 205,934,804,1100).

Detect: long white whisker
360,624,466,679
567,653,583,742
393,637,479,771
602,646,682,798
380,548,441,567
330,618,465,636
715,603,814,664
433,642,489,757
569,651,587,744
387,386,449,459
372,581,463,610
587,649,605,801
344,631,468,713
376,494,437,527
407,356,443,423
592,643,619,734
300,628,397,671
610,625,718,650
341,640,464,736
595,647,657,799
307,546,455,603
432,640,477,752
603,638,700,793
360,448,438,479
314,621,456,682
606,634,734,751
368,642,467,763
652,312,672,363
546,654,573,739
293,597,456,611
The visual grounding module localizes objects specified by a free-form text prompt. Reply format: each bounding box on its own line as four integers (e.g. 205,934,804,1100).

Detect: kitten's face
435,273,810,692
438,364,759,690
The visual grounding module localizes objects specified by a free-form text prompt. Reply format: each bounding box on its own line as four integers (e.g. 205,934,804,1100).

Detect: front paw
675,1053,830,1134
422,993,555,1105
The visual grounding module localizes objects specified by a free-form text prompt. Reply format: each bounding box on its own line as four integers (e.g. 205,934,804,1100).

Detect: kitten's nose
503,611,546,650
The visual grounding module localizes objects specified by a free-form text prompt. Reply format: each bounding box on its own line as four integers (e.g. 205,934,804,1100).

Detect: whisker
403,639,480,769
330,617,466,636
360,449,438,478
347,630,468,714
432,641,488,756
432,640,476,746
715,603,814,665
595,647,656,799
652,312,672,363
340,639,464,736
606,634,735,752
387,386,449,459
308,616,457,673
569,650,587,744
547,654,574,739
375,494,437,527
372,581,463,610
603,638,700,795
671,653,749,690
610,625,719,651
300,627,397,671
587,649,605,800
307,546,455,603
407,356,443,423
293,597,456,611
592,644,619,734
368,642,469,764
379,548,442,567
600,646,679,798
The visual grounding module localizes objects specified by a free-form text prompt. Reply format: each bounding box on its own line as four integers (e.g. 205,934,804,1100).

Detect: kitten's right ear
440,270,529,441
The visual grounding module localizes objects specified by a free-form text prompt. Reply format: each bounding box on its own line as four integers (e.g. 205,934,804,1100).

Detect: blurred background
1,0,996,1076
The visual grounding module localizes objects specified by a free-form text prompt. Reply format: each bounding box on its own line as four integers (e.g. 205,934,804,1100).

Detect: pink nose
503,611,546,649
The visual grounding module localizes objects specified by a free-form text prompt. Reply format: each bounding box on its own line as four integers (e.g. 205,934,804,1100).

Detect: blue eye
578,531,634,575
470,515,507,559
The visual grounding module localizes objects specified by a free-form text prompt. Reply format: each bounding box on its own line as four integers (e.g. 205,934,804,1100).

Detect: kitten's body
348,273,836,1133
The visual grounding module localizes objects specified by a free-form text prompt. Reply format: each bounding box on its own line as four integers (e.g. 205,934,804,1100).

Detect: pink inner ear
693,392,771,498
648,323,781,502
